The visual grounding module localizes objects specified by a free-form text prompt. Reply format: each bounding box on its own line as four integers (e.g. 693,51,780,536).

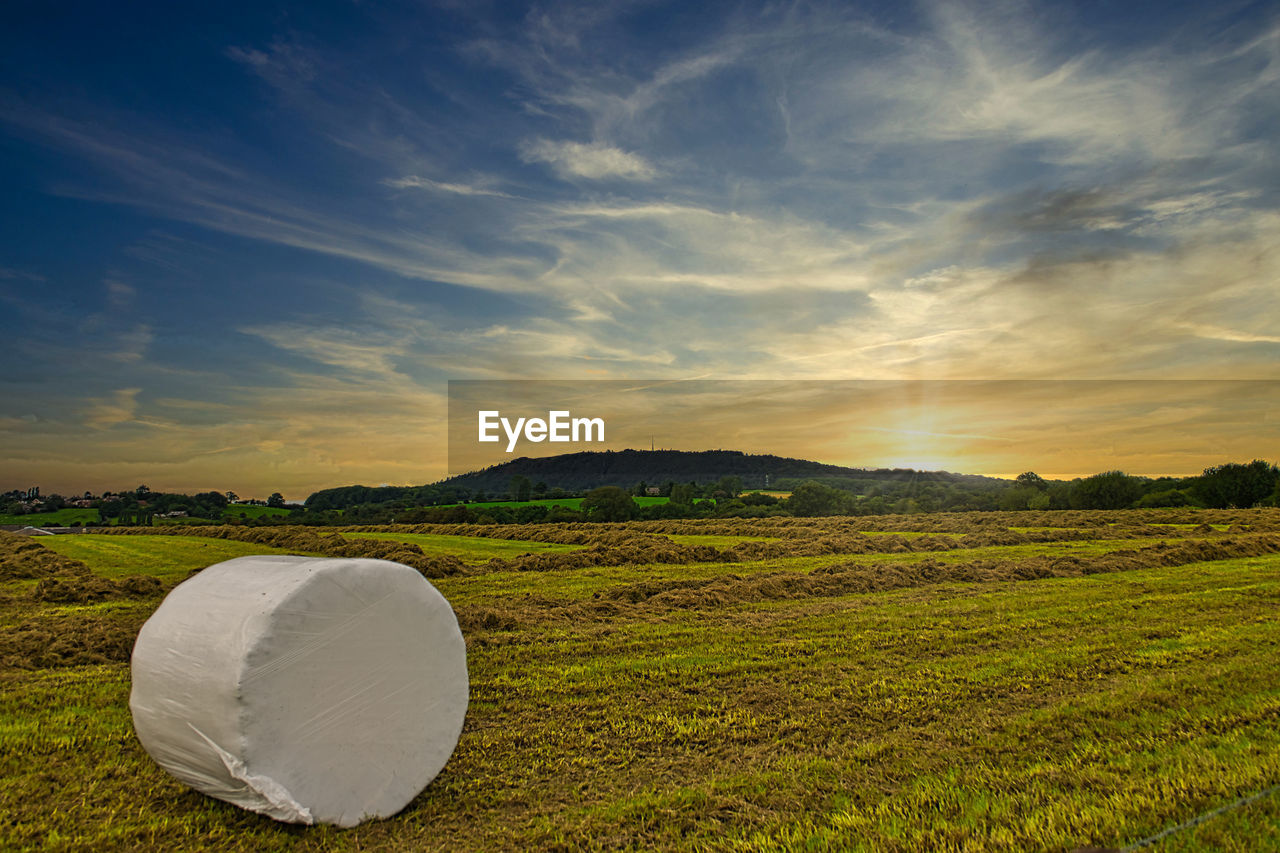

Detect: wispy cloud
105,278,135,309
1180,323,1280,345
383,175,513,197
519,138,657,180
2,0,1278,494
83,388,142,429
0,267,46,282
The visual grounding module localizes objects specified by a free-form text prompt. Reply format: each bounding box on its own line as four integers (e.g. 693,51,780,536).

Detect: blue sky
1,0,1277,498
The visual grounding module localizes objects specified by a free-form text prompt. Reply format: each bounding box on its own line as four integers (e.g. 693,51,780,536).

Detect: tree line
15,459,1273,529
3,484,291,526
289,460,1280,526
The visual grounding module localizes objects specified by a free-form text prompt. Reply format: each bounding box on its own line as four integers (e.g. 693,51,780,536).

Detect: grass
430,495,672,512
339,531,582,562
37,535,323,582
435,552,852,604
2,511,1278,851
0,506,293,530
663,533,780,547
223,505,293,520
0,508,98,527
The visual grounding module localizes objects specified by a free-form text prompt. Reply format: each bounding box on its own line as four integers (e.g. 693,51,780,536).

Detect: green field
37,535,323,580
433,495,673,511
0,504,292,529
223,505,293,520
0,508,98,527
2,510,1279,851
340,531,582,562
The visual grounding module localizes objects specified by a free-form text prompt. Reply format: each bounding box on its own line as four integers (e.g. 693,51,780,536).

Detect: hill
440,449,1005,492
304,449,1008,510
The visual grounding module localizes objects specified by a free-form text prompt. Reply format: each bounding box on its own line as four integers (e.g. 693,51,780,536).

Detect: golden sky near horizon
446,380,1279,485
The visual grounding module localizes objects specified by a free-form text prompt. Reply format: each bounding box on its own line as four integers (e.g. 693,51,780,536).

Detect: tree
580,486,637,522
1192,460,1278,509
712,476,742,500
1015,472,1048,491
509,475,532,502
1136,488,1193,508
669,483,697,506
1070,471,1143,510
267,492,286,508
786,481,853,517
514,504,549,524
999,485,1041,511
225,491,239,503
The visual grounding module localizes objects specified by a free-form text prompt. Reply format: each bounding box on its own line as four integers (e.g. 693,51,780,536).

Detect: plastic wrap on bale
129,555,469,827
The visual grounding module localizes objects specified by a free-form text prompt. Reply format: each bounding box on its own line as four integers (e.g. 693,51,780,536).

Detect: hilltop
437,449,1004,493
303,449,1009,510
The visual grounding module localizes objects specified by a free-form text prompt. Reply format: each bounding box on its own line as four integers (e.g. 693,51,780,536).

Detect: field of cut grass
37,535,324,581
2,509,1279,851
340,531,582,562
663,533,781,547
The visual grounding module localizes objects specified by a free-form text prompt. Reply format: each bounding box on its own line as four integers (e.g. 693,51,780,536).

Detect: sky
1,0,1277,499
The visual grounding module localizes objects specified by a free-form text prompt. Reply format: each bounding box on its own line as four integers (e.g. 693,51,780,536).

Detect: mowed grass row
338,531,583,563
1,523,1278,850
429,535,1197,606
35,536,325,581
431,496,673,512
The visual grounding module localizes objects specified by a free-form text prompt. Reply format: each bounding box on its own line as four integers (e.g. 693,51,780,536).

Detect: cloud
239,322,412,379
4,0,1279,497
225,41,318,86
0,267,45,282
383,176,513,197
1180,324,1280,345
519,139,657,180
109,324,153,363
105,278,135,308
83,388,142,429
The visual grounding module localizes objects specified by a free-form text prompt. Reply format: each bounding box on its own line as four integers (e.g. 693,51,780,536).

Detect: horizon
3,1,1277,498
8,445,1276,504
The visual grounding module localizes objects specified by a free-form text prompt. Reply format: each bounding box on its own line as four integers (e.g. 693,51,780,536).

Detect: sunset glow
2,2,1277,498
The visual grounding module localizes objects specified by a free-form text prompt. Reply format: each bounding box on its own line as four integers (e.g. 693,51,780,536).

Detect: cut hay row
93,525,469,579
4,512,1280,850
0,530,162,605
0,605,147,671
455,534,1280,633
343,506,1280,543
88,516,1280,579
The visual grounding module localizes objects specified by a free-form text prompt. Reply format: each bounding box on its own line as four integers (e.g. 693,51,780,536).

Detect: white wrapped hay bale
130,555,468,827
